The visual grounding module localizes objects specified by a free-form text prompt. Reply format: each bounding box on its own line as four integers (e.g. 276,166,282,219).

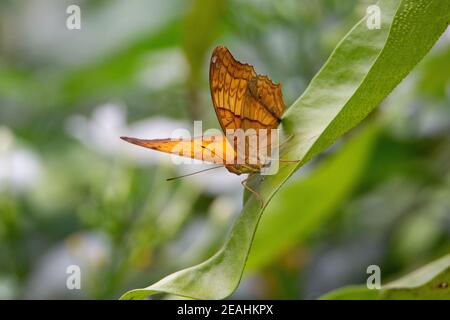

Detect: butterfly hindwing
209,46,285,134
209,46,256,133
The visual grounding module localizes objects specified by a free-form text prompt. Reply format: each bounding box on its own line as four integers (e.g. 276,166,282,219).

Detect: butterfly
121,46,286,205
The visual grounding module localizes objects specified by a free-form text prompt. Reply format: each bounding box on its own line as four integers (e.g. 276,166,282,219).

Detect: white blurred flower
136,48,189,90
24,232,110,299
66,103,188,164
66,102,128,155
66,103,245,195
178,163,244,196
0,127,43,192
209,195,240,225
0,277,18,299
18,0,183,65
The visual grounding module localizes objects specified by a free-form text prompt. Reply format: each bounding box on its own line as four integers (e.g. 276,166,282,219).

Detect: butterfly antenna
200,145,228,163
166,166,223,181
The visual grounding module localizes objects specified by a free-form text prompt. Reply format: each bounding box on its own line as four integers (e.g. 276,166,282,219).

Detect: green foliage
120,0,450,299
247,124,379,270
322,253,450,300
1,0,449,300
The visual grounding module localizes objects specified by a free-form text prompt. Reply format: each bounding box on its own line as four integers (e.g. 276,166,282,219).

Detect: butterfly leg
241,175,264,208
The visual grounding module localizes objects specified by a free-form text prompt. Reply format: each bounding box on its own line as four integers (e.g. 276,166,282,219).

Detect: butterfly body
225,163,262,175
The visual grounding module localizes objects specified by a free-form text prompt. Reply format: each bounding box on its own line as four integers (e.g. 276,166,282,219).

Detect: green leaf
380,254,450,299
120,0,450,300
246,124,379,271
321,254,450,300
319,285,380,300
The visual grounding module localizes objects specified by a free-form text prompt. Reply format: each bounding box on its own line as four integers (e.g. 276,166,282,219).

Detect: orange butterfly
121,46,286,204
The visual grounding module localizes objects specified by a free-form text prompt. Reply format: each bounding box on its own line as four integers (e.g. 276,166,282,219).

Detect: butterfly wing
209,46,257,133
120,135,235,165
210,46,286,165
242,75,285,131
209,46,285,133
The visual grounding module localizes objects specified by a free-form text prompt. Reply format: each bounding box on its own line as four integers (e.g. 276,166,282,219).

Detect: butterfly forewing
120,135,236,165
209,46,257,133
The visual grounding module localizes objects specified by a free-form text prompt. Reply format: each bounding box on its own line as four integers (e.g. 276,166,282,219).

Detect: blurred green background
0,0,449,299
